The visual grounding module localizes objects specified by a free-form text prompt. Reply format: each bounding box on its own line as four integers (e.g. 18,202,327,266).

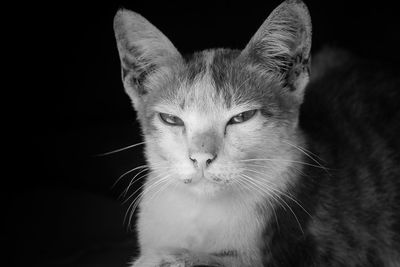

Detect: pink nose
189,152,217,168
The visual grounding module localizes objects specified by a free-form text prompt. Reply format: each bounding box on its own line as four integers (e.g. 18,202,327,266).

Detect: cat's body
113,1,400,266
292,50,400,266
259,49,400,266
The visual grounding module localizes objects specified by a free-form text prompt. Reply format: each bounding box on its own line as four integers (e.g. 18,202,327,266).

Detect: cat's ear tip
114,8,128,25
115,7,127,17
282,0,308,7
114,8,148,35
114,8,130,18
114,8,143,24
279,0,311,16
115,7,137,16
278,0,312,40
284,0,305,4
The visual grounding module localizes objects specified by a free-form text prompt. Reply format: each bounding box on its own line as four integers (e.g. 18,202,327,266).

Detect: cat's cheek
225,122,265,157
156,126,187,158
223,127,249,154
153,128,197,181
174,163,198,182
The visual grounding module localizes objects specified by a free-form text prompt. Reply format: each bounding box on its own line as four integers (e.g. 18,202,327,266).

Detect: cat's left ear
114,9,182,110
241,0,312,103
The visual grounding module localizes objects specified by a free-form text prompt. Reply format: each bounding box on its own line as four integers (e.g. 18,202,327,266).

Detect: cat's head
114,0,311,198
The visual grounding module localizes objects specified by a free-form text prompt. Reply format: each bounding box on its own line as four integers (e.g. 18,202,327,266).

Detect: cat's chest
138,188,264,255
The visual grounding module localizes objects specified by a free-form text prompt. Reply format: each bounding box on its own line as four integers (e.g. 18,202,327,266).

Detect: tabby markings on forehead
153,49,266,119
183,50,216,84
209,49,242,108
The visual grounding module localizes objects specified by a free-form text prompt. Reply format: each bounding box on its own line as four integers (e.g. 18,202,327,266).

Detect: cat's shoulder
310,46,355,82
310,46,400,86
305,46,400,115
301,46,400,149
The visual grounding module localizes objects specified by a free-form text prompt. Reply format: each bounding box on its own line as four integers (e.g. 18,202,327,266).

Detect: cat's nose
189,152,217,168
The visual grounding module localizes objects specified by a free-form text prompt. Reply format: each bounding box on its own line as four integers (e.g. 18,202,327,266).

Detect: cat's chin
186,179,224,198
180,175,233,198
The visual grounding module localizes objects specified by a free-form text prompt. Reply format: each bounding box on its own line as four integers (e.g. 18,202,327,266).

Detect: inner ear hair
241,0,312,100
114,9,182,109
284,53,311,91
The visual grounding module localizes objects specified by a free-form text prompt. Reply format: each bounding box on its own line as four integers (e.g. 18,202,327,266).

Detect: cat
113,0,400,266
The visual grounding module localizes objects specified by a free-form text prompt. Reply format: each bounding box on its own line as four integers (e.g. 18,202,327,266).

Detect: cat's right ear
114,9,182,110
241,0,312,103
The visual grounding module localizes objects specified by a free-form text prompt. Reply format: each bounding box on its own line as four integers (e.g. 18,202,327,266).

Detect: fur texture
113,1,400,266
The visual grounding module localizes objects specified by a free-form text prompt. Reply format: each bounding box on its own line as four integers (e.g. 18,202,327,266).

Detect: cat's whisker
240,172,304,234
234,178,270,211
239,174,288,233
243,167,311,219
238,177,280,232
243,170,309,235
235,176,270,208
122,171,166,204
244,163,309,177
281,140,331,175
126,174,173,229
146,175,174,204
268,197,280,232
269,188,311,219
124,192,143,229
246,144,331,171
122,179,150,205
238,177,280,231
234,177,256,197
282,139,325,163
121,168,150,198
240,174,287,212
240,158,330,170
120,172,150,199
112,165,149,189
116,164,172,198
133,172,172,204
124,184,148,229
124,174,168,228
95,141,146,157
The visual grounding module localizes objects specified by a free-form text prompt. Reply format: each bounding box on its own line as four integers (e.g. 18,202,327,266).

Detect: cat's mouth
184,170,228,186
182,173,230,197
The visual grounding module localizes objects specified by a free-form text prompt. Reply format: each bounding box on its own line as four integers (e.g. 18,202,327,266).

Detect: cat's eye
159,113,184,126
228,110,257,125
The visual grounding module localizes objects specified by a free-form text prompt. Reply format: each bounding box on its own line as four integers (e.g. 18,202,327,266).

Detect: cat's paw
131,251,223,267
159,253,223,267
159,259,185,267
130,251,188,267
157,252,197,267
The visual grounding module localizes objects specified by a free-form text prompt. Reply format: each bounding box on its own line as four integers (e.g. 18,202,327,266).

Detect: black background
8,1,400,266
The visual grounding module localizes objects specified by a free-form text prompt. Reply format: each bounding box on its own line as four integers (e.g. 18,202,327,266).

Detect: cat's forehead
155,48,279,113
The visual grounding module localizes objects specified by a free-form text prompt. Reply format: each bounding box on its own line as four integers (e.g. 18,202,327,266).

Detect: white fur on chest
137,185,266,262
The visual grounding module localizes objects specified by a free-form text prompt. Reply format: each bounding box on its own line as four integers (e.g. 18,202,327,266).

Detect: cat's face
142,50,301,197
114,1,312,198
